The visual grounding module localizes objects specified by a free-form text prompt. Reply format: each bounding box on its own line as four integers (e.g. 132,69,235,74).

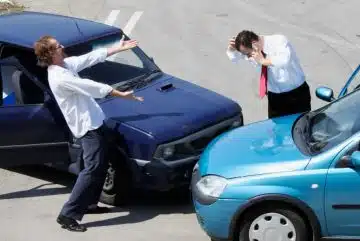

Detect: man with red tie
226,30,311,118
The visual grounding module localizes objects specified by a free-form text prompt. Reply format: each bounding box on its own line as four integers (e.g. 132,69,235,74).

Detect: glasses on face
54,43,64,49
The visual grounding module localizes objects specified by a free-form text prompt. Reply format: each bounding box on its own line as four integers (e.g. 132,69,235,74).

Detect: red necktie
259,65,267,98
259,50,268,98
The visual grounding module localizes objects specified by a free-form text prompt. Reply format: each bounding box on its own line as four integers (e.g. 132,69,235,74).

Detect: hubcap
248,212,296,241
103,166,115,191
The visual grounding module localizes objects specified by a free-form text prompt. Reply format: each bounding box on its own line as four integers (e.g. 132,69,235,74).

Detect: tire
238,205,308,241
99,153,133,206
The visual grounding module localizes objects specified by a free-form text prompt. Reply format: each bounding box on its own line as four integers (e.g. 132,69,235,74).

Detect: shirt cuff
100,84,113,97
226,49,241,63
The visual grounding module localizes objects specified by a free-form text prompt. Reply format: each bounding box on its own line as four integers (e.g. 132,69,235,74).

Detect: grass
0,0,26,15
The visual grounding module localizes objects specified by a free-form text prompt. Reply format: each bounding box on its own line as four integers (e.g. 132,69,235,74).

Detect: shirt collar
48,64,67,72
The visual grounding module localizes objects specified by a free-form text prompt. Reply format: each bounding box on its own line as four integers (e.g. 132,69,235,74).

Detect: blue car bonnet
198,114,311,179
99,75,241,143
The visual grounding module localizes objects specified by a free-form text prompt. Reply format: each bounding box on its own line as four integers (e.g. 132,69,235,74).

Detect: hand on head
228,37,236,51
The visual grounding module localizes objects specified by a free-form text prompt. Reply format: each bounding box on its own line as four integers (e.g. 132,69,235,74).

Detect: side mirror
351,151,360,168
315,87,334,102
337,151,360,169
336,155,354,168
150,57,155,63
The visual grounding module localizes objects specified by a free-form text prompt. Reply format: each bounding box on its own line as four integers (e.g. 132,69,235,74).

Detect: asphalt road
1,0,360,240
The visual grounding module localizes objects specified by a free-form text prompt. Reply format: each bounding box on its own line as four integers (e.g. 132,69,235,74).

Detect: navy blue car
0,11,243,205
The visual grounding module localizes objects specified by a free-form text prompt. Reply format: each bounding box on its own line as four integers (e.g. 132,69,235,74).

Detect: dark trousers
60,125,109,221
267,81,311,118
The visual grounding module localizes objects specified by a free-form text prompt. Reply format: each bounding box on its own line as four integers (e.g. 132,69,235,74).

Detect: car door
338,64,360,98
0,54,70,168
324,136,360,236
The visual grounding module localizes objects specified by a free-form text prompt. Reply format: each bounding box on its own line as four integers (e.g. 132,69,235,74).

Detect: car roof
0,11,121,49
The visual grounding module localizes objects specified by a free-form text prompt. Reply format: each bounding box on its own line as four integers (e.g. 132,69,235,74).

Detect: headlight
196,175,227,198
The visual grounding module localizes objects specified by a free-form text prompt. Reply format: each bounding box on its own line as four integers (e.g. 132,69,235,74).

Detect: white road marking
104,9,120,26
103,10,143,60
123,11,143,36
104,10,120,61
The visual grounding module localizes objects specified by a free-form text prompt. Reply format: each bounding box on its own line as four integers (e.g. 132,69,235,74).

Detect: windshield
66,33,161,90
297,89,360,154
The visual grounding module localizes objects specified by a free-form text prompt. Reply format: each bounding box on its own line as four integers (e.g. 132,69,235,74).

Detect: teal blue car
191,65,360,241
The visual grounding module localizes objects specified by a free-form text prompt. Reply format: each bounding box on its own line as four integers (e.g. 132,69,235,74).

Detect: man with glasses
34,35,143,232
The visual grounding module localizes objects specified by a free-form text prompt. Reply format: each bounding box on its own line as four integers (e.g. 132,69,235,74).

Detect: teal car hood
198,114,311,179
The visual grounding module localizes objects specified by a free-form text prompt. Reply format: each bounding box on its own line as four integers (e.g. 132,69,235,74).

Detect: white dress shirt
48,48,113,138
226,34,305,93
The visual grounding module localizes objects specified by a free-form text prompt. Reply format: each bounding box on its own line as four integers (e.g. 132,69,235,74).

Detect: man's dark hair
234,30,259,51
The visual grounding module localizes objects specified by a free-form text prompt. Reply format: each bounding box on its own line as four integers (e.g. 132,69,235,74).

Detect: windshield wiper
117,69,162,91
117,78,143,91
134,69,162,89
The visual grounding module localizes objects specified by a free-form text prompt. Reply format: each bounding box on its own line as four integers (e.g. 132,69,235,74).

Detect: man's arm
64,48,108,73
251,36,291,67
108,89,143,101
226,37,244,63
65,35,138,73
106,35,138,57
226,48,243,63
59,71,143,101
270,36,291,67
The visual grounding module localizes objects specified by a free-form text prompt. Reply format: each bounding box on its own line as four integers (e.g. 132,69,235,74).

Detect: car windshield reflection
66,33,161,91
299,89,360,154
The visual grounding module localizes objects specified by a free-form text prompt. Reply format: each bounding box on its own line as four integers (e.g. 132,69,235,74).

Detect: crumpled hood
198,114,311,179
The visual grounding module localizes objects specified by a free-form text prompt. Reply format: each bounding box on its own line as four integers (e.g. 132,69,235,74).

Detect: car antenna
67,3,85,37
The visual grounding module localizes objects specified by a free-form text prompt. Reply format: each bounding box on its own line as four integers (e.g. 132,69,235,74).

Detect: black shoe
56,215,87,232
86,206,111,214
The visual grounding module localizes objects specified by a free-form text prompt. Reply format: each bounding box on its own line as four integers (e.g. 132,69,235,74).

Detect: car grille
189,125,231,150
175,125,232,155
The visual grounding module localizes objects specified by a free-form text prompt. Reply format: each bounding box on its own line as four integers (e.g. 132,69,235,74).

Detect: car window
0,56,45,106
92,35,144,69
332,138,360,169
1,62,18,105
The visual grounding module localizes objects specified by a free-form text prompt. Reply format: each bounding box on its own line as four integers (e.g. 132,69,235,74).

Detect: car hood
99,74,241,143
198,114,311,179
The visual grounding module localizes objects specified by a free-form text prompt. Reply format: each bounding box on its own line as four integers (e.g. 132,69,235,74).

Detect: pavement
1,0,360,240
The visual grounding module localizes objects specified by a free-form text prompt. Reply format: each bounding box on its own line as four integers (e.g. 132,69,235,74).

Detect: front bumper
191,167,246,240
131,114,243,191
133,156,199,191
193,198,245,240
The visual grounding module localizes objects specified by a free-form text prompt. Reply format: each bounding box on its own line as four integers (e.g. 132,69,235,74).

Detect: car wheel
99,154,133,206
238,206,308,241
